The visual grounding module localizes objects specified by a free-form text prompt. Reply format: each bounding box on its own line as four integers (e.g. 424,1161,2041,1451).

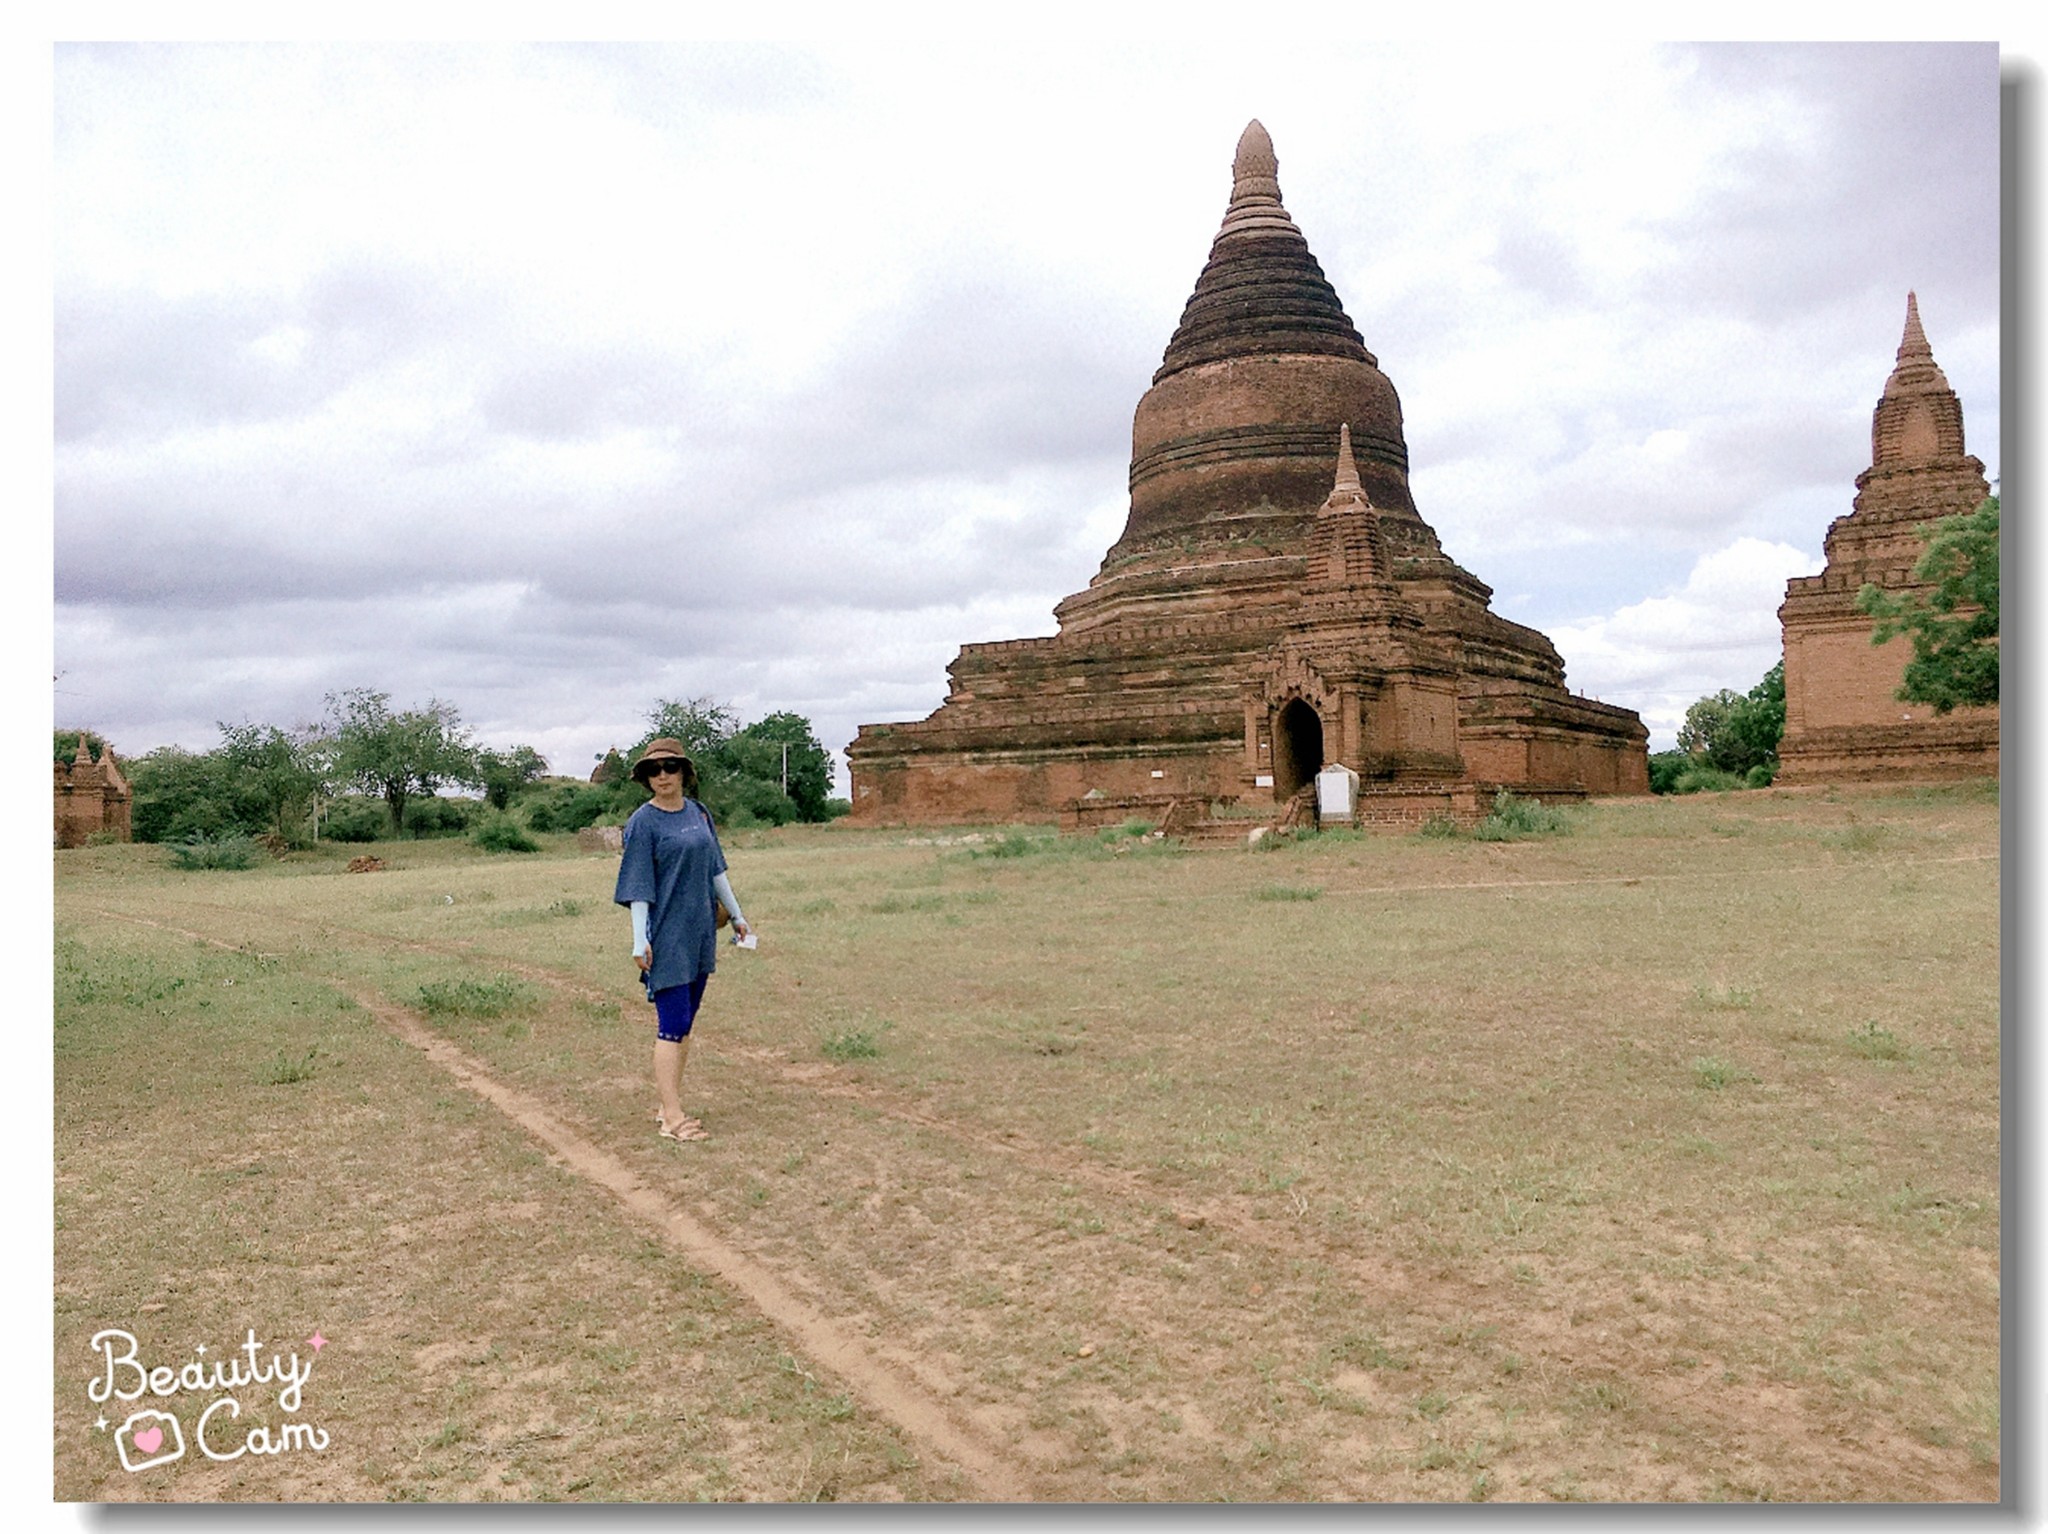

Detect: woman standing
612,737,751,1143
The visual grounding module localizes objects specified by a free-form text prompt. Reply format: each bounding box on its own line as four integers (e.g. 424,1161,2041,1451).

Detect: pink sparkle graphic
307,1330,328,1353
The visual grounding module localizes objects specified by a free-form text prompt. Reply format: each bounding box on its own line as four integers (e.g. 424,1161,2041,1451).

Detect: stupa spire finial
1215,118,1297,240
1333,423,1362,494
1232,120,1279,203
1898,290,1932,366
1881,289,1951,402
1318,423,1373,518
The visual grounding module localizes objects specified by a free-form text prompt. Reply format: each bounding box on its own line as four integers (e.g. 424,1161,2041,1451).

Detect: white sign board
1316,763,1360,823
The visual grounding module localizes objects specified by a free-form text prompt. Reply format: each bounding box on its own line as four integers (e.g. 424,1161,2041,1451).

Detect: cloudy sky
51,39,2008,787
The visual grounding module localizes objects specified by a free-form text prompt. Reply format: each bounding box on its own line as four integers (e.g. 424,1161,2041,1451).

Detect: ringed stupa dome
1122,120,1417,548
846,119,1650,830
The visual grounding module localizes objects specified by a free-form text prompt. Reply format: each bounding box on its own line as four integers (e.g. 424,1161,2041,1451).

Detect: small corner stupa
54,735,131,847
1776,293,1998,782
846,122,1648,829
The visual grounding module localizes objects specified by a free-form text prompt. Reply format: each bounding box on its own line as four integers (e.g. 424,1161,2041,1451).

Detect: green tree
325,689,478,836
1857,494,1999,713
1674,661,1784,780
627,698,838,827
1676,690,1743,762
216,721,333,845
637,697,739,761
1726,661,1784,776
127,746,253,844
730,712,833,822
477,744,549,810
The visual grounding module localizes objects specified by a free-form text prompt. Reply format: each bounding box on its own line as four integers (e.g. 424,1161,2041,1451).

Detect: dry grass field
53,782,2000,1502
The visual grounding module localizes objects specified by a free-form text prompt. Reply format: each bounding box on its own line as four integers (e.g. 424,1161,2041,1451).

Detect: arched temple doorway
1271,698,1325,801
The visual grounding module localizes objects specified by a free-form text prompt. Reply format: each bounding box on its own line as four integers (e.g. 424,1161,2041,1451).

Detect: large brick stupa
1776,294,1998,783
847,122,1649,828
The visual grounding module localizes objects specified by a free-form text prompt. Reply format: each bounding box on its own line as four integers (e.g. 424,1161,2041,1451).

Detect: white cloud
1551,538,1823,750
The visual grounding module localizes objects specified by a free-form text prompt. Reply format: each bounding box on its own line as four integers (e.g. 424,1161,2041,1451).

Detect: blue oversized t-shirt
613,799,729,994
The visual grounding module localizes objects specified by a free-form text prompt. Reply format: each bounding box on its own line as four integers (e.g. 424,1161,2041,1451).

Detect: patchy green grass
1846,1021,1911,1062
821,1028,883,1063
1250,883,1323,903
414,975,536,1019
1691,1056,1758,1091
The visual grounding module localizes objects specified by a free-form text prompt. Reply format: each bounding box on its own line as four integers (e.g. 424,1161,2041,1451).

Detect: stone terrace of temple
847,122,1649,831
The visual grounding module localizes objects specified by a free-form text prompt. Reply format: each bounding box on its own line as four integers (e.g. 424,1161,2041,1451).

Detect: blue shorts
652,976,709,1042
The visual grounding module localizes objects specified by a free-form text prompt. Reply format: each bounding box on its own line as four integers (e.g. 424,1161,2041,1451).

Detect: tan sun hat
629,737,695,785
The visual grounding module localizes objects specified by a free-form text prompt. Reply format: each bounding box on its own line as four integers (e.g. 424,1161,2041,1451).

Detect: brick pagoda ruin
54,734,131,847
1776,293,1998,783
847,122,1649,829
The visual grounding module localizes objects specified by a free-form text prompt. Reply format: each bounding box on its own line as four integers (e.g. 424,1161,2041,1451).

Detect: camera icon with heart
114,1409,185,1472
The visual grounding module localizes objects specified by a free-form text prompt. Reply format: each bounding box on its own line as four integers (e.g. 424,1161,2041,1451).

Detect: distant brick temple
54,735,131,847
1776,294,1998,784
847,122,1647,828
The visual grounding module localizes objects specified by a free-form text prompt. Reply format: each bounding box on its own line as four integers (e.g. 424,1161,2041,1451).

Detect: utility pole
780,742,788,796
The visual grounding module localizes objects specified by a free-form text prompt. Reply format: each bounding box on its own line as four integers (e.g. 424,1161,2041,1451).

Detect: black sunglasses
646,759,687,777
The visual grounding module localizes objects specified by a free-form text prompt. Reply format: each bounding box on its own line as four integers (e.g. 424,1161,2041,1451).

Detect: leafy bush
401,796,475,839
1669,764,1746,795
523,782,631,833
1471,790,1571,841
1647,751,1692,795
1745,762,1777,788
472,815,540,853
1417,814,1462,839
319,796,388,843
717,773,801,829
167,833,264,871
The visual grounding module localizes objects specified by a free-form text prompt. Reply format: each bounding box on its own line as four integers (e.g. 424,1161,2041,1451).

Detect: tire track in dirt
85,908,1036,1501
85,887,1997,1500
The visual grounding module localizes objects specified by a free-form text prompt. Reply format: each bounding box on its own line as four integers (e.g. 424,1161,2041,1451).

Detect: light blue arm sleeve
631,901,649,955
712,872,745,927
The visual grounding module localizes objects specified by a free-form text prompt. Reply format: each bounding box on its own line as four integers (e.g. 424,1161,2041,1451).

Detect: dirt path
92,910,1038,1500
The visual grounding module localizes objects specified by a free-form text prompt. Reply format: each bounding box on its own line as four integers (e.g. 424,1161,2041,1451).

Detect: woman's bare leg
654,1036,692,1134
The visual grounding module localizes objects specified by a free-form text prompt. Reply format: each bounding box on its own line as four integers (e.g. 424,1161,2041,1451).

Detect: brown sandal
657,1115,708,1143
